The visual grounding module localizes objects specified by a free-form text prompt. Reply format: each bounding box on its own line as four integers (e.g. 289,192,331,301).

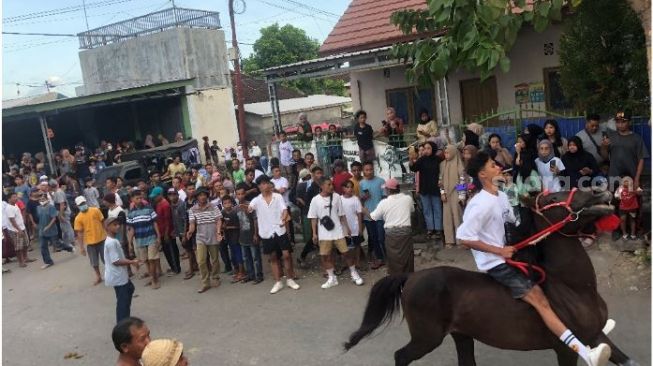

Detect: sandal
183,272,195,280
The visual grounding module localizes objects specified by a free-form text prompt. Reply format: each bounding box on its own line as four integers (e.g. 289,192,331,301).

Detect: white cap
74,196,87,206
39,175,49,181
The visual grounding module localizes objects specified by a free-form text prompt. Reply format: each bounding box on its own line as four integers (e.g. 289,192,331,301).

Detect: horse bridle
506,188,583,284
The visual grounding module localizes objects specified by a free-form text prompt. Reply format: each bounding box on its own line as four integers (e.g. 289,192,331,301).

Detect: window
385,87,436,124
543,67,573,112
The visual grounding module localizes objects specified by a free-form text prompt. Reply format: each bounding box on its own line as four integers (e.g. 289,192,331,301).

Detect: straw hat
141,339,183,366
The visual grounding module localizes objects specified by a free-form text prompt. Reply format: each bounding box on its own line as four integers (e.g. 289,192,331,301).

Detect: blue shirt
37,204,58,237
15,184,30,205
359,176,385,218
126,205,158,247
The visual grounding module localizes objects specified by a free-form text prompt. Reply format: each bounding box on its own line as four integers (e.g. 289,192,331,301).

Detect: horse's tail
344,273,409,351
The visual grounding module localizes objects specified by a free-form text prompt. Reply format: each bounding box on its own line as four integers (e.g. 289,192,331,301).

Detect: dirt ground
2,234,650,366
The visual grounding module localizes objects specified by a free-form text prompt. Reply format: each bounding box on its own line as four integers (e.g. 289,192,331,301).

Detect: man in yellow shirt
74,196,107,285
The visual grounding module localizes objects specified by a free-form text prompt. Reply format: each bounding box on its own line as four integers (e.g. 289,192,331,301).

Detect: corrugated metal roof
263,45,392,73
320,0,427,56
2,92,68,109
243,95,351,116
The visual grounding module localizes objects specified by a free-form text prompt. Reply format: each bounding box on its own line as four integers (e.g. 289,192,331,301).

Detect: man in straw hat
141,339,189,366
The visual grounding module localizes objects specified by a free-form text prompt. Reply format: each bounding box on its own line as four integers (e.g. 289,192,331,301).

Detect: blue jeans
364,220,385,261
242,244,263,281
420,194,443,231
227,240,243,266
40,235,57,265
114,280,135,323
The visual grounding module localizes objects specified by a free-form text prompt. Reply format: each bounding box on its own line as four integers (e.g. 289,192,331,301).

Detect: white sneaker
286,278,300,290
587,343,611,366
270,281,284,294
40,263,52,270
352,273,364,286
321,277,338,289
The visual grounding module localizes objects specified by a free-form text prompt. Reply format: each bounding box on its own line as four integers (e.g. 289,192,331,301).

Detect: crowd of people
1,108,649,364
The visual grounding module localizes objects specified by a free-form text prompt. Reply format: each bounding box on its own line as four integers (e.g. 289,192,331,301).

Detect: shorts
487,263,533,299
8,230,28,251
137,244,160,261
261,234,292,255
346,236,363,249
319,238,349,256
86,241,106,267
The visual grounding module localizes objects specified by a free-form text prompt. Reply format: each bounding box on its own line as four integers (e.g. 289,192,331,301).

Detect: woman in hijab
538,119,568,157
535,139,566,193
144,134,156,149
562,136,598,189
462,129,480,149
439,145,464,247
416,109,437,144
409,141,443,240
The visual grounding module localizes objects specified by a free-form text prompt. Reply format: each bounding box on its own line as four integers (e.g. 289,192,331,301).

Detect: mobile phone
549,160,556,169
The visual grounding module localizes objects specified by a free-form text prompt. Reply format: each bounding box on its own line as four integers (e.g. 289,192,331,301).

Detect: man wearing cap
74,195,107,285
331,159,352,195
150,187,181,276
248,175,300,294
105,216,139,323
368,178,415,275
127,191,162,289
187,187,222,293
601,111,649,190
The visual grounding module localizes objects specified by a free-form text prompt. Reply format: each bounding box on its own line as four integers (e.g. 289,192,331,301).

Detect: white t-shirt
341,195,362,236
5,203,25,232
307,193,346,241
104,236,129,287
271,176,290,204
370,193,414,228
2,201,10,229
177,189,188,202
249,193,287,239
107,206,124,219
456,189,515,272
254,169,264,180
535,157,565,193
110,189,123,208
278,140,294,166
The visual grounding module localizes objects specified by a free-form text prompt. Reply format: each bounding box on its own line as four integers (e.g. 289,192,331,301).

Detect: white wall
186,87,239,161
349,24,563,127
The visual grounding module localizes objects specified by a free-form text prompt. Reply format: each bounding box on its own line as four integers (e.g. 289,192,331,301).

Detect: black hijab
463,130,479,148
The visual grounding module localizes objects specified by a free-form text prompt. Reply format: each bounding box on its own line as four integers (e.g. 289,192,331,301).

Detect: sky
1,0,350,99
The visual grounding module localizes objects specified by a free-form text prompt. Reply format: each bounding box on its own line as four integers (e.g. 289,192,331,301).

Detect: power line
277,0,340,18
252,0,335,23
3,0,134,24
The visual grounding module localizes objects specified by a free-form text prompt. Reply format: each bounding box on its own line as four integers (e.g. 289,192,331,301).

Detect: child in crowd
615,177,642,241
235,187,263,284
341,180,363,269
84,177,100,207
221,195,246,282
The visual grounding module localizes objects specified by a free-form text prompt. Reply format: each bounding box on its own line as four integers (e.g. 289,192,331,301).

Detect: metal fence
77,7,221,49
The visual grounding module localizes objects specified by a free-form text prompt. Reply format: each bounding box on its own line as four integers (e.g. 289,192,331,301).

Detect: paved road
2,242,650,366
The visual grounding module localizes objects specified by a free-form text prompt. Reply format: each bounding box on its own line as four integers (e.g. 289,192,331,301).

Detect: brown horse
344,190,640,366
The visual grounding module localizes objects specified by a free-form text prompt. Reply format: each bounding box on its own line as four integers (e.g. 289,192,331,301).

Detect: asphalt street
2,240,650,366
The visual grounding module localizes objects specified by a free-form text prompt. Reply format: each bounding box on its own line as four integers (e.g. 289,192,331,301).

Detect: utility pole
82,0,90,31
228,0,248,158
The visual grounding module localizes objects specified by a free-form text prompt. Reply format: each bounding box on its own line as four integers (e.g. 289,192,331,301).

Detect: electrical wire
3,0,135,24
277,0,340,18
251,0,334,23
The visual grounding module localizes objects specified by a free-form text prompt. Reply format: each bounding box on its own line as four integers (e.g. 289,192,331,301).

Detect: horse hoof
602,318,616,335
620,360,640,366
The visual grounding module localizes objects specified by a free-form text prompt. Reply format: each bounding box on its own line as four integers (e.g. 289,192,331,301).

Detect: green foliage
242,23,347,96
558,0,650,115
390,0,567,85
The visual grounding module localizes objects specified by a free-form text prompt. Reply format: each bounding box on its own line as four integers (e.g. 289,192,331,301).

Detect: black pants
300,240,315,260
220,240,233,272
114,280,135,323
162,237,181,273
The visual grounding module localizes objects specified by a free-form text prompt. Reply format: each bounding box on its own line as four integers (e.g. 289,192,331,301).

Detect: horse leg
394,324,445,366
591,333,640,366
451,333,477,366
554,344,579,366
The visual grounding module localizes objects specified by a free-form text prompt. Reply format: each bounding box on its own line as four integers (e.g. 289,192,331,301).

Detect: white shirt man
307,192,346,241
271,176,290,204
278,137,294,168
370,193,414,229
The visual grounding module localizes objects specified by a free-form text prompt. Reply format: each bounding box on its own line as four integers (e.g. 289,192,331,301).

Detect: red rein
506,188,579,284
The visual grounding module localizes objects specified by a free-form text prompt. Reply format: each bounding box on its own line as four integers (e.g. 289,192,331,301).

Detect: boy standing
105,217,139,323
236,187,263,284
307,177,363,289
456,151,610,366
126,192,161,290
221,195,246,282
340,180,364,269
359,161,386,269
84,177,100,207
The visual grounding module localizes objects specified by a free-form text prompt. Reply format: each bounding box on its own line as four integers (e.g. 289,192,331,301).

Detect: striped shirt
126,205,158,247
189,203,221,245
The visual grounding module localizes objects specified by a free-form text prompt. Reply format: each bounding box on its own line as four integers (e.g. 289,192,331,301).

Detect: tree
390,0,569,85
558,0,649,115
243,23,346,96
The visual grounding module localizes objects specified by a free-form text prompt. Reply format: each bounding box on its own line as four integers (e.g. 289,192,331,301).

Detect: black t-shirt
26,199,40,224
221,209,240,243
236,181,259,201
354,123,374,150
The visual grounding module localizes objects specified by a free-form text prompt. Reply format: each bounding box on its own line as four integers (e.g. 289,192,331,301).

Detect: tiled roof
232,73,304,104
319,0,428,56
